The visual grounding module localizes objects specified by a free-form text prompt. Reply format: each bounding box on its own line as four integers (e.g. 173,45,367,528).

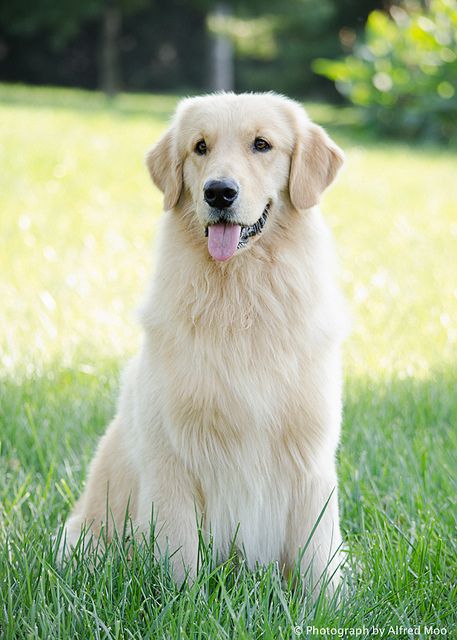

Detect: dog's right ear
145,127,183,211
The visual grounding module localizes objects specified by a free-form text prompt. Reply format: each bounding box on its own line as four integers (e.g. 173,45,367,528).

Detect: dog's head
146,93,343,262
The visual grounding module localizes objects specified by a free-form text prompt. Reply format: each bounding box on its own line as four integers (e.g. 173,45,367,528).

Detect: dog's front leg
284,471,344,597
135,451,201,584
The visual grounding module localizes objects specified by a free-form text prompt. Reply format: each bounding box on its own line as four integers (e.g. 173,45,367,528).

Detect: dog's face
147,93,343,262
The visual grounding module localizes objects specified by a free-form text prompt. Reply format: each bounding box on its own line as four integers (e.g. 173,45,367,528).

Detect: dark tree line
0,0,385,97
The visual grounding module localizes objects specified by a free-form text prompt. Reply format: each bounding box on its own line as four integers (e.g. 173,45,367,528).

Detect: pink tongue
207,223,241,261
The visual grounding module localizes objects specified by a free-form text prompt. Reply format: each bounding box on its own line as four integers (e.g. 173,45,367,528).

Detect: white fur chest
140,317,301,564
135,214,345,562
150,317,297,465
139,223,344,473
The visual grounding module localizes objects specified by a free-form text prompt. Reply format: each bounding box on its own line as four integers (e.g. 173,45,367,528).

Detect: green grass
1,83,456,639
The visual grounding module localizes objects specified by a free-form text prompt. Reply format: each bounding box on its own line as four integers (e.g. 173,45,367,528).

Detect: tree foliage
314,0,457,142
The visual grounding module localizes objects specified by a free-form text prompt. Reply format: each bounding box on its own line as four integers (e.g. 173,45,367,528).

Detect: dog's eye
194,139,207,155
253,137,271,152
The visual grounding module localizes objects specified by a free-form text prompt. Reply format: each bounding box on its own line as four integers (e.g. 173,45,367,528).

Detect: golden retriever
60,92,348,594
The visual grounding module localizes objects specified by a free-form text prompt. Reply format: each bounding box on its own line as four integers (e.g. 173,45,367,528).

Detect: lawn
0,83,456,639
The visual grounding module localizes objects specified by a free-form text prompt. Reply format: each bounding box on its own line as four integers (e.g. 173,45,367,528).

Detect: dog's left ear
145,127,183,211
289,123,344,211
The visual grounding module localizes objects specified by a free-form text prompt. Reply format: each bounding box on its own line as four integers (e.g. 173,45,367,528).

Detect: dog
60,92,348,594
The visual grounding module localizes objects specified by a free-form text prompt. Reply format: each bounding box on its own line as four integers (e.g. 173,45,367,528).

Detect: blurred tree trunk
210,2,234,91
100,2,121,96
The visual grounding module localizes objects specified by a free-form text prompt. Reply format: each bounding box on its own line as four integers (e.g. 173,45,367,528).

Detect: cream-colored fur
61,92,348,594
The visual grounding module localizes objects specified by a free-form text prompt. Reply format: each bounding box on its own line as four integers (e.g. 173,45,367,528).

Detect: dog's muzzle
204,202,271,262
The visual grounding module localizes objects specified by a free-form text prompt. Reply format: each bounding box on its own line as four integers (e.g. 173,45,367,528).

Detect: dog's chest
158,318,304,448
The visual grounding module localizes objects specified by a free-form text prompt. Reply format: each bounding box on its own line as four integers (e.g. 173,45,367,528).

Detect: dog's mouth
204,202,271,262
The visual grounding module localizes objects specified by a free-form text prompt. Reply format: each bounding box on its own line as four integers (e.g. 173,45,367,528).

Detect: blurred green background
2,0,457,142
0,0,380,96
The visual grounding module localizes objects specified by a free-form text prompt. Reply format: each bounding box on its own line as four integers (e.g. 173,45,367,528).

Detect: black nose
204,178,239,209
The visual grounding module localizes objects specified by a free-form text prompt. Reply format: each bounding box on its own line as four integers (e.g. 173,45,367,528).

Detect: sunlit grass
0,84,174,373
1,84,456,638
